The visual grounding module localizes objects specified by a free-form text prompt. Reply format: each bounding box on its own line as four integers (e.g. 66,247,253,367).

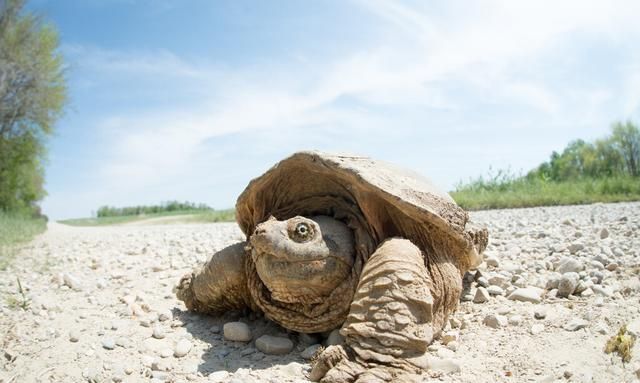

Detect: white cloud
44,0,640,218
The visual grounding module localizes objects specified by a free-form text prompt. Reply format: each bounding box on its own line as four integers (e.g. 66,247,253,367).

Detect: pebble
63,273,83,291
530,324,545,335
152,326,166,339
557,257,584,273
473,287,490,303
255,335,294,355
487,285,504,296
533,308,547,320
174,339,192,357
208,371,231,382
223,322,252,342
326,329,345,346
564,318,589,331
428,357,461,374
69,330,80,342
485,256,500,267
301,344,323,360
557,272,579,298
507,287,542,303
483,314,508,329
102,338,116,350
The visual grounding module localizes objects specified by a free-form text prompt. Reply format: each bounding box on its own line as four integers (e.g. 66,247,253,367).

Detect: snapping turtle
176,151,488,382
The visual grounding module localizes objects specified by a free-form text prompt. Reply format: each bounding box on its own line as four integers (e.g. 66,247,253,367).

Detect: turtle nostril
254,226,267,236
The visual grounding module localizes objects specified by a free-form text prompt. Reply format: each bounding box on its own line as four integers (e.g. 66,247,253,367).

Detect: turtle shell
236,151,487,273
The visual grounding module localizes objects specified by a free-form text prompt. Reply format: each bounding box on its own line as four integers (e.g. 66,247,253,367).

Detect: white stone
174,339,192,358
564,318,589,331
530,324,545,335
508,287,542,303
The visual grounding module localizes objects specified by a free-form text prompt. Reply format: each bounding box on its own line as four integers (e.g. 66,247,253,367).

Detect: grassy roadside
452,176,640,210
59,209,236,226
0,212,47,270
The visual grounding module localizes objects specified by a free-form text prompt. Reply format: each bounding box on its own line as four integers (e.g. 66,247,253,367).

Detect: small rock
301,344,322,360
592,285,614,297
564,318,589,331
485,257,500,267
557,272,579,298
599,228,609,239
158,311,173,322
255,335,293,355
102,338,116,350
476,276,489,288
483,314,507,329
209,371,230,382
533,308,546,320
605,262,618,271
566,243,585,255
557,257,584,273
210,325,221,334
508,315,523,325
473,287,490,303
63,273,83,291
174,339,192,358
159,348,173,358
530,324,545,335
69,330,80,342
326,329,344,346
428,357,461,374
441,331,459,345
152,326,166,339
507,287,542,303
223,322,252,342
487,285,504,296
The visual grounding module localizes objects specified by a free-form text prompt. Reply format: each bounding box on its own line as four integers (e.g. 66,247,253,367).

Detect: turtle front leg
175,242,253,313
310,238,462,383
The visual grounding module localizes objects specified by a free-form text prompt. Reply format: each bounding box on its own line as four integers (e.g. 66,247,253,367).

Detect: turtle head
249,215,355,303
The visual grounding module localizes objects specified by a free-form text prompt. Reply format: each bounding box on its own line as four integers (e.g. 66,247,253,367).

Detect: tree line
529,121,640,181
0,0,66,216
96,201,213,218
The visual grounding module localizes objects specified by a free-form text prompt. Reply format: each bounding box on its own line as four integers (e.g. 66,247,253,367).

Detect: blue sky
29,0,640,219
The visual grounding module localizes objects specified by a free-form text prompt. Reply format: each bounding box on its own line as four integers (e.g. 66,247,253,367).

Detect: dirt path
1,203,639,382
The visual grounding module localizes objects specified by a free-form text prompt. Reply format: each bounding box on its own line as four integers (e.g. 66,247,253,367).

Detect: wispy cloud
44,0,640,218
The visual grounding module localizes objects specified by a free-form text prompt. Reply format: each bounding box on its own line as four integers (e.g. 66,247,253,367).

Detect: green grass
0,211,47,270
452,176,640,210
59,208,236,226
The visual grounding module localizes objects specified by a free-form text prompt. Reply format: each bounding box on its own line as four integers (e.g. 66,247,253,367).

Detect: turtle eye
291,222,314,242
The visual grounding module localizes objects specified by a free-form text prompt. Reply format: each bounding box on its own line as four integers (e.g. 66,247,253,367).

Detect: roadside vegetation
453,121,640,210
0,0,67,267
60,202,235,226
0,212,47,269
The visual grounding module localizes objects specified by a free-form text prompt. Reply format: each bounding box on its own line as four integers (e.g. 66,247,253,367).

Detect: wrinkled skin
176,215,465,382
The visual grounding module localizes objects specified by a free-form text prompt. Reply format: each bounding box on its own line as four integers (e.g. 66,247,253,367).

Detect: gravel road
1,202,639,383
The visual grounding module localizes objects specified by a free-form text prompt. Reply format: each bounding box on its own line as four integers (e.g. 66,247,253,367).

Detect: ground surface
1,202,639,383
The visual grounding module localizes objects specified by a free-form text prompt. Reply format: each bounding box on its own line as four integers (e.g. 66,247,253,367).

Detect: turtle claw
310,345,422,383
309,345,363,383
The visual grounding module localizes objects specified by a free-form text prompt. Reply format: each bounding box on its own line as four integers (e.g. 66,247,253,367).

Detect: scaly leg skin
175,242,253,313
310,238,462,383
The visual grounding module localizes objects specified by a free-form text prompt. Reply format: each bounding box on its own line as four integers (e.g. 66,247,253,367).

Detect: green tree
0,0,66,213
610,121,640,177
